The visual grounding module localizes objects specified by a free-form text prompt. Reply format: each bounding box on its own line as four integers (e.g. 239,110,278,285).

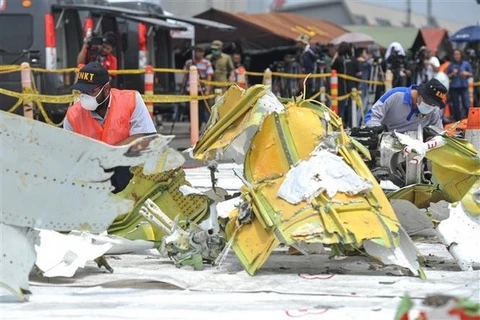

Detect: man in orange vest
65,62,156,191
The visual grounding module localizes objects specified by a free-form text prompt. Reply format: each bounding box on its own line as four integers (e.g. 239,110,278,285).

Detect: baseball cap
71,62,109,92
418,78,448,108
211,40,223,50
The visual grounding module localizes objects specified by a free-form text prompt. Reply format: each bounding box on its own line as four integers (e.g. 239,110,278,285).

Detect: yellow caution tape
473,81,480,87
0,87,75,103
141,94,216,103
7,98,23,113
36,101,64,127
152,68,187,74
245,71,265,77
31,67,78,73
0,67,22,75
198,79,233,87
271,72,331,79
337,73,384,85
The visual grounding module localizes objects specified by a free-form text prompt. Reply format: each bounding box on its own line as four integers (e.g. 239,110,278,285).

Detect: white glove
395,132,446,164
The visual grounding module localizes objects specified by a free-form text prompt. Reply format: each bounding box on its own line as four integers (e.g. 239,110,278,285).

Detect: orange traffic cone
465,107,480,151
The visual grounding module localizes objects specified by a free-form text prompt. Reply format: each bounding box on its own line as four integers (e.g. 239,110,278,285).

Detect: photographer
411,46,433,86
385,42,409,88
77,32,117,73
332,41,359,128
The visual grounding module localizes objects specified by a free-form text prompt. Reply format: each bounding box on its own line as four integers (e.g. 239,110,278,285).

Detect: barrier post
330,69,338,114
189,65,199,146
20,62,33,119
144,65,154,118
468,77,474,108
262,68,272,86
465,107,479,151
351,88,358,128
385,69,393,91
320,86,326,104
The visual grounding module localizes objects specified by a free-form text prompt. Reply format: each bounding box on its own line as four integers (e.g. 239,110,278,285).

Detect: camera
87,36,103,59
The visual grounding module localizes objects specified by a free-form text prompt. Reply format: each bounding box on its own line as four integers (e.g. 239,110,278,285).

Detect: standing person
232,52,248,89
181,46,214,127
364,78,447,133
411,46,434,86
77,32,118,73
332,42,359,128
206,40,235,92
385,42,409,88
296,34,317,97
65,62,156,192
355,47,371,110
446,49,473,121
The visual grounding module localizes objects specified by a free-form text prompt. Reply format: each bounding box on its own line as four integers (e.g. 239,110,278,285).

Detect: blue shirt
446,60,472,88
364,85,443,133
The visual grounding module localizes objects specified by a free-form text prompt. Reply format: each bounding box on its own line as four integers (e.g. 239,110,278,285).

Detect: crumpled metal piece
193,85,423,276
392,132,480,271
0,111,185,300
34,230,113,278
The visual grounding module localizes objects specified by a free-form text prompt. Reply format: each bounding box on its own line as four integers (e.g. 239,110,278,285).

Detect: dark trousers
338,99,353,128
449,87,470,121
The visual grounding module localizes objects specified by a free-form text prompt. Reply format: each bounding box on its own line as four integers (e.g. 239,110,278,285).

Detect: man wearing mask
206,40,235,90
364,78,447,133
65,63,156,191
232,52,248,89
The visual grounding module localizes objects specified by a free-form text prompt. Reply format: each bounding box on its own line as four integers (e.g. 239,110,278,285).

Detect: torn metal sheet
194,85,284,163
35,230,112,278
436,180,480,271
193,86,423,276
390,199,435,237
278,148,373,203
0,224,37,300
109,168,210,241
0,111,185,300
0,111,184,232
363,227,423,278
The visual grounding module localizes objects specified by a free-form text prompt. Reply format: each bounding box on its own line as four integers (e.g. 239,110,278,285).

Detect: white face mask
80,85,109,111
417,101,435,115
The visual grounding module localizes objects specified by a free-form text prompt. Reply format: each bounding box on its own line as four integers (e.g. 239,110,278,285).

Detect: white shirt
434,71,450,91
64,91,157,136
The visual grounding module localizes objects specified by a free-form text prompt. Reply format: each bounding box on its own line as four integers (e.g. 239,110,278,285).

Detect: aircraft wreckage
1,85,479,301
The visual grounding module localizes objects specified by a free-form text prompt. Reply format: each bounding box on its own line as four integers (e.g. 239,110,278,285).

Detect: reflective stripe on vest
66,89,136,145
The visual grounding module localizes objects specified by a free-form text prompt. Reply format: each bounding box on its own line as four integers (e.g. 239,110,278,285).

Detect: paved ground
157,121,194,151
1,239,479,319
1,162,479,320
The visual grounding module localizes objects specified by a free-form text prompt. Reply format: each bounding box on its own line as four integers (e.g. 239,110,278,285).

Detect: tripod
367,59,384,108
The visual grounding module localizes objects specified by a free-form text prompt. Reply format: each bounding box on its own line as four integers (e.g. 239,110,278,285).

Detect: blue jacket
446,60,472,88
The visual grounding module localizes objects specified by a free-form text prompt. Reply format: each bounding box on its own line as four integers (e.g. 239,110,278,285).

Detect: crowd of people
75,30,478,132
270,34,478,129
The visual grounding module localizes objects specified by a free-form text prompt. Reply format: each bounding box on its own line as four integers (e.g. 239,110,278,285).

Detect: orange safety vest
66,88,136,145
235,65,247,89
